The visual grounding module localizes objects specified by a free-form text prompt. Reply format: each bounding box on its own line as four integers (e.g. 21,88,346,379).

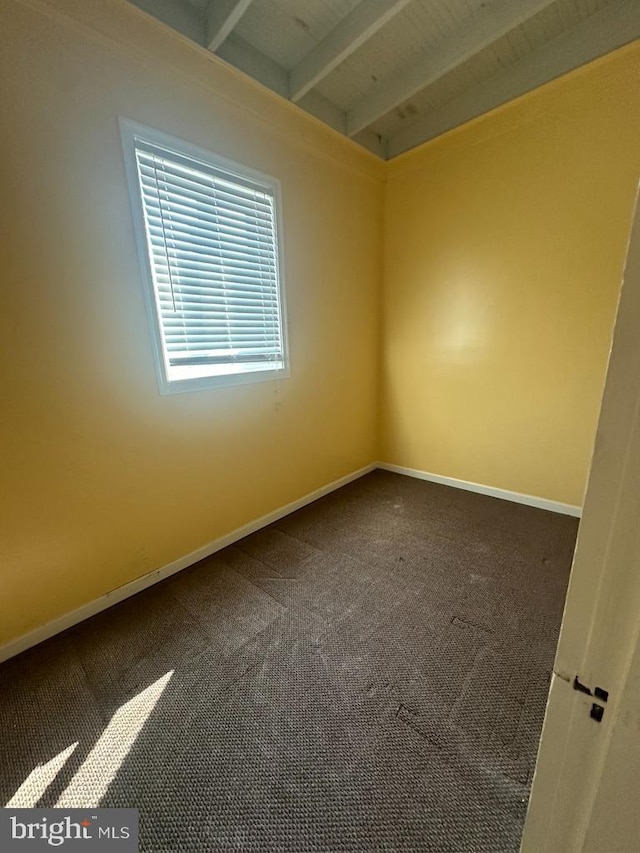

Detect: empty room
1,0,640,850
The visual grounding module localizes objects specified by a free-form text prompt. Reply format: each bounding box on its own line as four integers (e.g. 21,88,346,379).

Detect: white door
521,191,640,853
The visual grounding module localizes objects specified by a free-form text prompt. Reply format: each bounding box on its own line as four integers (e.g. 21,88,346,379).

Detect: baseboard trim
0,463,376,664
0,460,581,664
377,462,582,518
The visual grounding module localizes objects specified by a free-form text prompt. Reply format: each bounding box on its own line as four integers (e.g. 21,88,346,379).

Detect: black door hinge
573,675,609,722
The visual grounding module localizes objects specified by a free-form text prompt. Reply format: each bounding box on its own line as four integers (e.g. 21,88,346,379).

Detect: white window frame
120,118,289,394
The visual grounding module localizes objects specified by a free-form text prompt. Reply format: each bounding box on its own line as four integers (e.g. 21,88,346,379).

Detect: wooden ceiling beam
387,0,640,157
206,0,254,52
289,0,414,102
346,0,558,137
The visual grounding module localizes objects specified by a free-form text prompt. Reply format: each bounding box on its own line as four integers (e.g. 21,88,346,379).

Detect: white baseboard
377,462,582,517
0,463,376,664
0,459,581,664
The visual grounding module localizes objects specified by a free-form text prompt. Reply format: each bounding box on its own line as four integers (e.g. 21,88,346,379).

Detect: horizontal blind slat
156,297,279,312
145,231,274,265
156,284,278,303
169,354,282,366
153,258,277,282
157,307,279,321
163,326,280,337
167,343,282,353
144,215,276,250
161,315,279,324
141,200,276,242
140,187,274,230
165,334,282,346
138,165,274,215
165,343,281,352
147,243,275,270
136,147,273,199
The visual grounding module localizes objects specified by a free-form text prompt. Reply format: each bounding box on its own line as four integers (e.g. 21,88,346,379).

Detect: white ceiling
127,0,640,158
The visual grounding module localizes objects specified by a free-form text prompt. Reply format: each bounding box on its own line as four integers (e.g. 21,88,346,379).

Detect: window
120,120,288,393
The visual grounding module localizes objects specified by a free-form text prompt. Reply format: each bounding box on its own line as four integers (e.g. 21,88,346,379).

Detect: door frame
521,189,640,851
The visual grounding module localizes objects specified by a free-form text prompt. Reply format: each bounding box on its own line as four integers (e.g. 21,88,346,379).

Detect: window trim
119,118,290,394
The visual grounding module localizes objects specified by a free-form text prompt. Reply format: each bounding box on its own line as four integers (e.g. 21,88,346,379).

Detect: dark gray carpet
0,471,578,852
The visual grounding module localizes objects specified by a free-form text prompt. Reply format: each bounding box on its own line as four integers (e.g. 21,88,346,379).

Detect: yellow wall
382,43,640,507
0,0,384,646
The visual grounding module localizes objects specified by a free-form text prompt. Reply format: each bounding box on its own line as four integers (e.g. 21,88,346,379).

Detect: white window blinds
125,125,287,392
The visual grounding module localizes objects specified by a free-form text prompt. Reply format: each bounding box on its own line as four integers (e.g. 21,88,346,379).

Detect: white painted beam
387,0,640,157
347,0,558,136
298,91,347,134
127,0,207,44
216,33,288,96
206,0,253,52
216,36,353,136
289,0,415,103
